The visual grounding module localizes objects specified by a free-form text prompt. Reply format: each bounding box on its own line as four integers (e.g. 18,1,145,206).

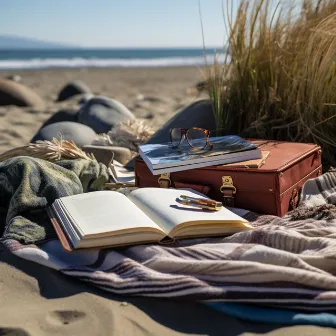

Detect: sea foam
0,55,225,70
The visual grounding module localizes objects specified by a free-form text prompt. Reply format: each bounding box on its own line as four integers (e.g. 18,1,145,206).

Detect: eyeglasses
170,127,213,150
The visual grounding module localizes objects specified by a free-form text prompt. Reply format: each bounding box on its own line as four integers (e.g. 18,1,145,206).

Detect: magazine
139,135,262,174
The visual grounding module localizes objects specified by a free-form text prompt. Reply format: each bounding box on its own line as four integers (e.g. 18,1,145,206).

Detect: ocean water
0,48,223,70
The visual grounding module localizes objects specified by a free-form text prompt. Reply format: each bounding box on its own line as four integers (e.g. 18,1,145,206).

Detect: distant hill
0,35,77,49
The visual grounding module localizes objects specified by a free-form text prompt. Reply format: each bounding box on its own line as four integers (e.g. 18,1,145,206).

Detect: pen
179,200,221,211
180,195,222,208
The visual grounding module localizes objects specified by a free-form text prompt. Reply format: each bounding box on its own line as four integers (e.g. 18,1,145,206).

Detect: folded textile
299,171,336,208
0,157,109,244
2,169,336,311
206,302,336,327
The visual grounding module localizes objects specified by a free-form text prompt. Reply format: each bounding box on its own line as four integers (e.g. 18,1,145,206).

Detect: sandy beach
0,66,207,154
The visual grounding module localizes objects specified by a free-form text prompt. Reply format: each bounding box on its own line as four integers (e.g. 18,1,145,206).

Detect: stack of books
139,135,265,175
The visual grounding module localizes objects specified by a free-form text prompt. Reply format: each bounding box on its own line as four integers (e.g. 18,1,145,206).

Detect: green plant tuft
206,0,336,168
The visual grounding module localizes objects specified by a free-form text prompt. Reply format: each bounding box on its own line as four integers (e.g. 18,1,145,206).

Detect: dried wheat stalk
92,119,155,152
0,138,96,163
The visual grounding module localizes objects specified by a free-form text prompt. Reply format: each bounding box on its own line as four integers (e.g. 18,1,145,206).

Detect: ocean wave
0,55,225,70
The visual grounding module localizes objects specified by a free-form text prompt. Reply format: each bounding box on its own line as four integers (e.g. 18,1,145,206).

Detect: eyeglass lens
171,128,182,147
187,129,207,149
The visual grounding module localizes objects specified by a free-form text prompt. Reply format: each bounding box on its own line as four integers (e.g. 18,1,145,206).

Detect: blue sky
1,0,239,48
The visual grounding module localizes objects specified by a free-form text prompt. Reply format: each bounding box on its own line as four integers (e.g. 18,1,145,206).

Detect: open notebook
48,188,252,251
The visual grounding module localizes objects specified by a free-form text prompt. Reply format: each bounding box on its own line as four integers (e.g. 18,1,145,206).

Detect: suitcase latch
220,176,236,207
220,176,236,194
158,173,171,188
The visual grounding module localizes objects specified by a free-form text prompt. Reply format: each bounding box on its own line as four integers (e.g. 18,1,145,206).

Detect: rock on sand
0,79,44,107
57,80,91,102
41,109,79,128
78,96,135,134
31,121,96,147
145,99,215,144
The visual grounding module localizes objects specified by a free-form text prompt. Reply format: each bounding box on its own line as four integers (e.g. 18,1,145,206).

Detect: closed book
139,135,262,175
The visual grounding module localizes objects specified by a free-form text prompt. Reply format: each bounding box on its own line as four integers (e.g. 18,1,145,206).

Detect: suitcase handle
158,173,236,208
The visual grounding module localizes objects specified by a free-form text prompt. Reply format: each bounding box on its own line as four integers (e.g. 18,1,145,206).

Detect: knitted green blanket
0,156,109,245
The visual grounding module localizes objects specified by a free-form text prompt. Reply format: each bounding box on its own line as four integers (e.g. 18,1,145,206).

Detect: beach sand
0,67,207,154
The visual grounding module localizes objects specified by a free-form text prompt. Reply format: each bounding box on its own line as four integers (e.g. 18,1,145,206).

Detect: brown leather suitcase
134,140,322,216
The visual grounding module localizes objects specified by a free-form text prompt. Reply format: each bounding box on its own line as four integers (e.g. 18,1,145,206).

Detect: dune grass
206,0,336,168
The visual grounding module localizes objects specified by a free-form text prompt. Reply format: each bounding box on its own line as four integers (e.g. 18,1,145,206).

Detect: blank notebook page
58,191,160,237
128,188,246,234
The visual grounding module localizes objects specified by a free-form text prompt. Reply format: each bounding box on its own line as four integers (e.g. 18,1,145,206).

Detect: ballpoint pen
179,200,221,211
179,195,222,211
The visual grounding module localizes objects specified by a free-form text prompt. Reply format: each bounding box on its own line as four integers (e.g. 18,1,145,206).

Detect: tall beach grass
206,0,336,168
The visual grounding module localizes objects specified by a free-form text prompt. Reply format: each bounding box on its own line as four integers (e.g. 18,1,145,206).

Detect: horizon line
0,34,224,50
0,46,225,50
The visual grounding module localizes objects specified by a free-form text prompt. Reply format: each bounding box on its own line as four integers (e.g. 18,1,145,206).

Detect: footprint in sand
46,310,87,326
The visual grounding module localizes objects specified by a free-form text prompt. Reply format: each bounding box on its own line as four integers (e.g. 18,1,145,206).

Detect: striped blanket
3,171,336,311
